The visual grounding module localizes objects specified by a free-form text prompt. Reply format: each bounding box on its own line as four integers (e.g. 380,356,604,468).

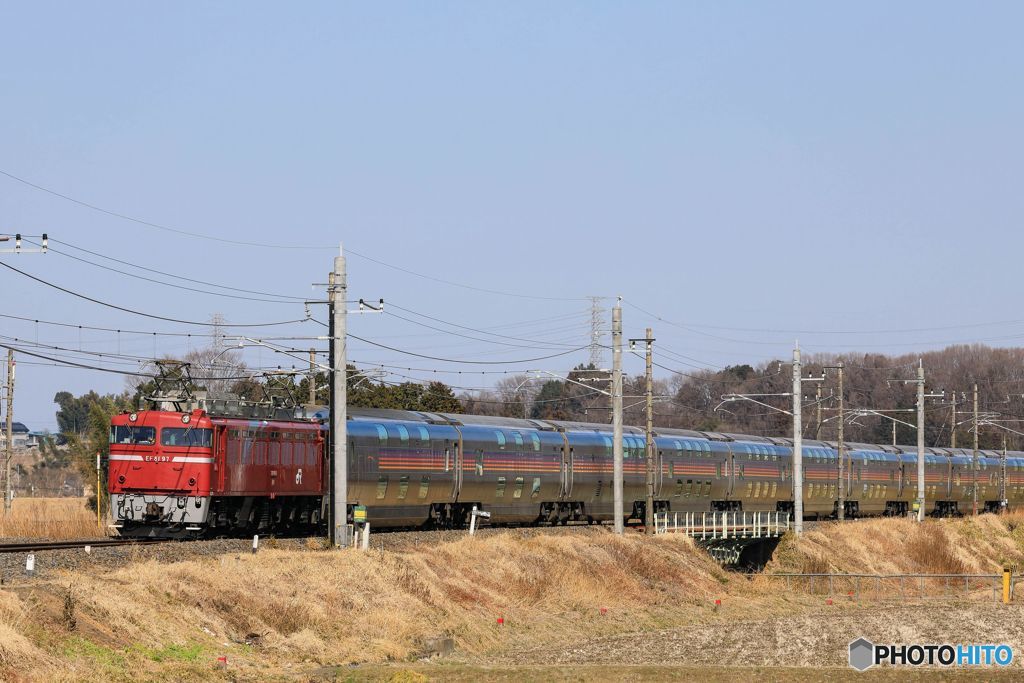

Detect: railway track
0,537,171,554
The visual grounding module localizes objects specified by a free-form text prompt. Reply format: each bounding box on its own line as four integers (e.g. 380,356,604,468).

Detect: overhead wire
0,168,592,301
33,239,304,304
0,260,311,327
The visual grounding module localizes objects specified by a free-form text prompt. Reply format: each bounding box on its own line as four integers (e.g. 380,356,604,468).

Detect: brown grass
2,515,1024,680
0,497,105,540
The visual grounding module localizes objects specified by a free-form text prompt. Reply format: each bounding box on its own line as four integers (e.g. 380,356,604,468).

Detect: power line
35,239,303,303
1,168,593,301
346,332,589,365
384,305,587,349
0,260,310,327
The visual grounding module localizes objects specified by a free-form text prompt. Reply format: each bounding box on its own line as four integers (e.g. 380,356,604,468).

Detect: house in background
0,420,31,449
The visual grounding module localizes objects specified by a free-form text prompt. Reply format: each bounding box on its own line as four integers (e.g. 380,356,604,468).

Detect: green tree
56,390,132,510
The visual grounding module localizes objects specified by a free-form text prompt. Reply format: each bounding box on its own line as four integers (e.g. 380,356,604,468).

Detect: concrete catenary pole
951,394,957,449
792,345,803,536
973,382,979,516
837,363,845,521
916,361,926,522
644,327,655,535
4,350,13,514
815,385,823,439
308,348,317,407
330,246,349,548
612,302,624,535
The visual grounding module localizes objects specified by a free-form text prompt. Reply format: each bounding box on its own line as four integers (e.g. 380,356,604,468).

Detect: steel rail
0,538,171,554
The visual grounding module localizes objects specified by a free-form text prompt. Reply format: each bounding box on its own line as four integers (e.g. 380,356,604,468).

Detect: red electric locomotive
109,408,325,537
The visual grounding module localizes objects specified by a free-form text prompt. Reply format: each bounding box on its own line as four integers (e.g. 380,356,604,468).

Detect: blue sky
1,2,1022,429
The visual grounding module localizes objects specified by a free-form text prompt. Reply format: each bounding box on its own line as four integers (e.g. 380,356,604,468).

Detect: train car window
398,475,409,499
770,482,777,497
753,482,761,498
160,428,213,448
496,476,506,498
673,440,682,452
513,477,524,499
674,480,683,497
531,477,541,499
444,447,451,472
669,462,675,477
376,476,388,499
702,480,711,496
110,426,157,445
495,431,506,448
476,451,484,476
739,465,745,477
418,476,430,499
603,436,612,457
716,463,722,478
513,432,524,448
396,425,409,443
417,425,429,445
375,425,388,443
531,434,541,452
745,482,753,497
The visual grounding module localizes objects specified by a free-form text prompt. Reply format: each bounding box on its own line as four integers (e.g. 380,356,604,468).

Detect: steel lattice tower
588,297,606,369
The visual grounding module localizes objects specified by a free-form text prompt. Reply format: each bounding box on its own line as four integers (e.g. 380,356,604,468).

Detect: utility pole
4,350,13,514
612,301,624,535
308,348,317,406
792,345,803,536
950,394,957,448
630,329,655,534
837,364,845,520
1,233,46,514
329,248,349,548
823,363,846,520
916,362,925,522
973,382,979,516
815,385,823,439
1001,435,1008,509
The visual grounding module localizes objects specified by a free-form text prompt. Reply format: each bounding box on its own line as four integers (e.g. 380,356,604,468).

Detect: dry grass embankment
2,515,1024,681
767,512,1024,576
0,497,103,540
0,529,740,680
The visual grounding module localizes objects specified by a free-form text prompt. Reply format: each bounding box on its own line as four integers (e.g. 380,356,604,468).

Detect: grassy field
0,497,103,540
0,516,1022,680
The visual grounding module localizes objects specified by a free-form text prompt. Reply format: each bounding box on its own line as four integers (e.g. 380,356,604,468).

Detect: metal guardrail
757,572,1012,603
654,510,791,539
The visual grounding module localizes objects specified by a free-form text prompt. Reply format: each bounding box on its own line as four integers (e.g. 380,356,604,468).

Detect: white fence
654,510,790,539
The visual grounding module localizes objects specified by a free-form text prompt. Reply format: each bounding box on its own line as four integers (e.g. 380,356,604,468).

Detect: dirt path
489,603,1024,669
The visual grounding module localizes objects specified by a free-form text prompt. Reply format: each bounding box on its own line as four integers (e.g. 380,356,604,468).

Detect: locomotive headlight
181,414,191,424
129,413,138,422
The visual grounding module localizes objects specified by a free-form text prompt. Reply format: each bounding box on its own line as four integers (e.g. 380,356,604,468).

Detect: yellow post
96,452,101,531
1003,568,1012,604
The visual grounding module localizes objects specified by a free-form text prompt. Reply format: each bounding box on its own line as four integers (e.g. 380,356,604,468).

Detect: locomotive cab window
110,426,156,445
